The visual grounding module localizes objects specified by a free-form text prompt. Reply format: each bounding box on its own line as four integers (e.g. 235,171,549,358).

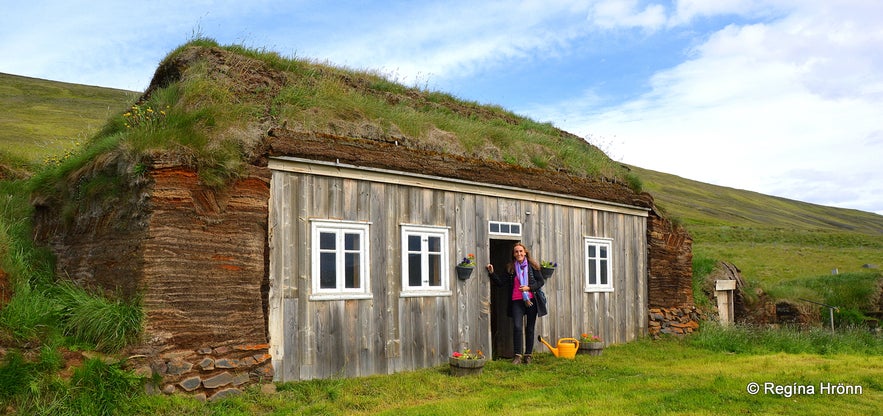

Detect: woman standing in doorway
486,242,545,364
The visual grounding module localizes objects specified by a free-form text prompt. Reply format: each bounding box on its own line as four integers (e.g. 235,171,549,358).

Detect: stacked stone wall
645,204,698,334
647,210,693,308
132,343,273,401
648,306,703,338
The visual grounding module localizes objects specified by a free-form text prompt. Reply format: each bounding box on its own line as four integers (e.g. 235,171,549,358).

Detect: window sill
309,293,373,301
400,290,452,298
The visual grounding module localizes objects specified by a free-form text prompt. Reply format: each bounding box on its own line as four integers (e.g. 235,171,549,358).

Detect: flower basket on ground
578,332,603,356
540,260,557,279
456,254,476,280
449,348,486,376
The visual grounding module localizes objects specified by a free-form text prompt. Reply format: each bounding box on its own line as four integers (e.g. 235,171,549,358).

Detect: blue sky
2,1,882,215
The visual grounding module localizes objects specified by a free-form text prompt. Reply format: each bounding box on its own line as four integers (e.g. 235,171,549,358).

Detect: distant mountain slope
631,165,883,235
0,72,135,164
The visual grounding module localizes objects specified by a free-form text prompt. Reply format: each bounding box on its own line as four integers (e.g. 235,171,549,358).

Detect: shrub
0,351,36,401
54,282,143,353
0,280,61,343
67,358,143,416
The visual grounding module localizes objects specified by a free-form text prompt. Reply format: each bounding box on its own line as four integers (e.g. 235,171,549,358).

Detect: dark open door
489,239,516,359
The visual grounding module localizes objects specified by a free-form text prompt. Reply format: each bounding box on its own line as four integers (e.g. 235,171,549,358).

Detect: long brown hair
506,242,540,273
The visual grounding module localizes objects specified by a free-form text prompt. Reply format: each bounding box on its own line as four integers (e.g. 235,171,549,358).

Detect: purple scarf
516,258,530,300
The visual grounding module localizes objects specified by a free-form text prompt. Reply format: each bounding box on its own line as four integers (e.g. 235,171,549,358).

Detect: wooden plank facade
267,156,649,381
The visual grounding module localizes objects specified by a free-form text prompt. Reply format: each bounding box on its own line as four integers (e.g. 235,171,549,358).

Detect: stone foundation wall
132,343,273,401
648,306,703,338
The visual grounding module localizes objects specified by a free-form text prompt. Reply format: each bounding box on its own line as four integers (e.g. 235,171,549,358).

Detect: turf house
31,42,694,398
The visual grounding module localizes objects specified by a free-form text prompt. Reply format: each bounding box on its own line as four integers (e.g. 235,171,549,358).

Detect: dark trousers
511,299,538,355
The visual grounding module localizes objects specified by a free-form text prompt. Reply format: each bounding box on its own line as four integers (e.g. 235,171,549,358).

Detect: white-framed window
400,225,451,297
584,237,613,292
310,220,371,300
489,221,521,236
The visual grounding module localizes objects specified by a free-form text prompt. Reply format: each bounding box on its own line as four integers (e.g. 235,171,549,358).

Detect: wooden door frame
489,238,519,359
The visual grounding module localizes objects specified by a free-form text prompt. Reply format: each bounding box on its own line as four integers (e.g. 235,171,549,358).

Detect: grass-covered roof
32,38,641,205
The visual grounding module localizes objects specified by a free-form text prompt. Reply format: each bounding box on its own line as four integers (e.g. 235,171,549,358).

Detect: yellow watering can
537,335,579,359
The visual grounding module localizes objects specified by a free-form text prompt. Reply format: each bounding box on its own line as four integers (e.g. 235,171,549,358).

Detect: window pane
501,224,510,233
408,235,421,252
588,259,597,285
512,224,520,234
345,233,360,251
600,260,608,285
320,253,336,288
490,223,500,233
588,245,596,257
408,253,421,287
428,236,440,253
319,232,335,250
428,253,441,286
599,245,608,259
345,253,360,288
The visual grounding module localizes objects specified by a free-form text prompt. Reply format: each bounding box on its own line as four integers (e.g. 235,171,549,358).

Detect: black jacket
488,265,547,317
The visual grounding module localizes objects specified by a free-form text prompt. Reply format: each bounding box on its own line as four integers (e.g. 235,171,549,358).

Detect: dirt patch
0,268,10,310
58,349,87,379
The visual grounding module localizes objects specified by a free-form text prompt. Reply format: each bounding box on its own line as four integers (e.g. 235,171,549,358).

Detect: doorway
489,239,516,358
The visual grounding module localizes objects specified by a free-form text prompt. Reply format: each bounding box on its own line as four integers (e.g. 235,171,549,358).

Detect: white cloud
294,1,596,86
589,0,667,31
670,0,778,25
527,2,883,213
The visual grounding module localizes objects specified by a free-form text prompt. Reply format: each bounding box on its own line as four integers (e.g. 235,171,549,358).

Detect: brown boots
511,354,532,364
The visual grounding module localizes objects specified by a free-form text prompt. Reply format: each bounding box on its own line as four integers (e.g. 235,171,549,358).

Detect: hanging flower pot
540,260,557,279
456,266,474,281
456,254,476,281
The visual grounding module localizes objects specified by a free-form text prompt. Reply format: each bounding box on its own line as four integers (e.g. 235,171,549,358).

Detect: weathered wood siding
268,157,647,381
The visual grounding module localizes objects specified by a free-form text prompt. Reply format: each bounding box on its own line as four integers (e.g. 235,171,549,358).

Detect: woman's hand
520,285,530,292
486,264,494,274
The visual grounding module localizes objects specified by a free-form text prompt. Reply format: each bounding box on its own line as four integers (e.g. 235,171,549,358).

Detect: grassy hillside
632,164,882,234
632,165,883,286
0,72,135,165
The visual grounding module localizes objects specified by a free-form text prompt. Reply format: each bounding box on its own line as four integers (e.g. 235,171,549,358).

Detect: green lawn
121,334,881,416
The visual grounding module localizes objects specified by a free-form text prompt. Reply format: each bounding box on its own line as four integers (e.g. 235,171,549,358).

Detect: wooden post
715,280,736,326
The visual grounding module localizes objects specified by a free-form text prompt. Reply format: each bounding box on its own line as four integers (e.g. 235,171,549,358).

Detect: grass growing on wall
55,282,144,353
